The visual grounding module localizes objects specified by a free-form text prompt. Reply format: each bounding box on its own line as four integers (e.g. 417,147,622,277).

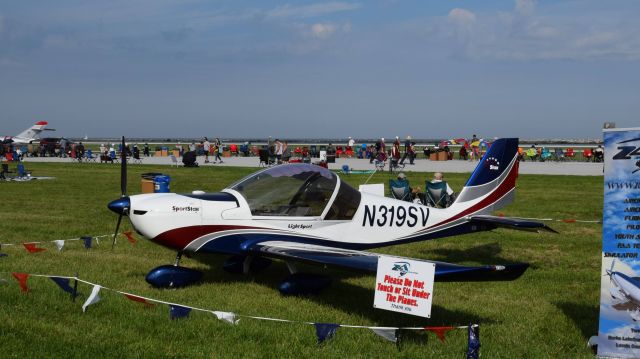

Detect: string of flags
496,213,601,224
0,232,136,255
3,271,480,356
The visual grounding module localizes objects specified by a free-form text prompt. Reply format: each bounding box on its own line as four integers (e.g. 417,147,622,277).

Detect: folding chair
258,149,272,167
425,181,452,208
389,179,412,202
85,149,96,162
17,163,31,178
1,163,12,180
170,155,179,167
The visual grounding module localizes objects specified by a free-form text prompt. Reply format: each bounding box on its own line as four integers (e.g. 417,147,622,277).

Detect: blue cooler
154,175,171,193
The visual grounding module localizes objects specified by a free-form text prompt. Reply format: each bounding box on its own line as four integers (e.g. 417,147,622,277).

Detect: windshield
230,164,337,217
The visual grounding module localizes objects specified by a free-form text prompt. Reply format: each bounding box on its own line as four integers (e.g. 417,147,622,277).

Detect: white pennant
213,311,239,325
371,328,398,343
82,285,102,312
53,240,65,251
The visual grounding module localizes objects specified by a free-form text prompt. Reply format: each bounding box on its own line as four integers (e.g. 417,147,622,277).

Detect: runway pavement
23,155,604,176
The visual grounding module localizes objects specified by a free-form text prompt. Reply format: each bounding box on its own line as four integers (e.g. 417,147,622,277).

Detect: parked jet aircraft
606,260,640,321
2,121,54,145
108,137,555,294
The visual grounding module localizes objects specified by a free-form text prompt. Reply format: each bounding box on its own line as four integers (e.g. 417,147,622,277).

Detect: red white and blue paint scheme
1,121,54,145
108,137,554,294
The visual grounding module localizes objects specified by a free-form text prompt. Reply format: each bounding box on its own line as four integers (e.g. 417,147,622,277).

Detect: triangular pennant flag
170,305,192,320
122,231,136,245
424,326,456,342
213,311,239,325
81,236,92,249
371,328,398,343
82,285,102,312
124,293,155,307
23,243,46,253
314,323,340,344
53,240,65,251
50,277,74,295
467,324,480,359
12,272,30,292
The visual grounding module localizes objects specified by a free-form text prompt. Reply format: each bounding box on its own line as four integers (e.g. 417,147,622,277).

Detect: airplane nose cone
108,197,130,215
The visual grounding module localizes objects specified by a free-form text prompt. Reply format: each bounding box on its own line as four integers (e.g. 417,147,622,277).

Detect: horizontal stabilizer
246,241,529,282
469,215,558,233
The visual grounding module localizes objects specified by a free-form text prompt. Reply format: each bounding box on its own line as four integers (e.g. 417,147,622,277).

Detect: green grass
0,163,603,358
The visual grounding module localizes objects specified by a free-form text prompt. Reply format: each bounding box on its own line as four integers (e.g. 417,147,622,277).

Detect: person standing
203,137,211,163
275,139,283,163
213,137,223,163
399,135,412,165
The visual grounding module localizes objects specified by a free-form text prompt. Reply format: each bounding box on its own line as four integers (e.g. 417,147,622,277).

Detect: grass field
0,162,603,358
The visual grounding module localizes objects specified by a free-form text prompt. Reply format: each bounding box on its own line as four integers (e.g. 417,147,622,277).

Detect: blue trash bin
154,175,171,193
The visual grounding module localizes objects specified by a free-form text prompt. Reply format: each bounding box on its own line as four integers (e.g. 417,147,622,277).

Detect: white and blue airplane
606,260,640,321
108,137,555,294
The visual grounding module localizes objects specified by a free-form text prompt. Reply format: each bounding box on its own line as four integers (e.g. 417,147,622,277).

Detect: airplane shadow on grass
188,253,495,331
419,242,540,270
554,301,599,341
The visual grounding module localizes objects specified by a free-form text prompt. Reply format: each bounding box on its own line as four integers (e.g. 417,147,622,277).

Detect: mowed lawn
0,162,603,358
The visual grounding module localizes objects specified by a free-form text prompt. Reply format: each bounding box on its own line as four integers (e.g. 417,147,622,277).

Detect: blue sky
1,0,639,139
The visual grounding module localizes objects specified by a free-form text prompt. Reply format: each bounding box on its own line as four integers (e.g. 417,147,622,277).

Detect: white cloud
515,0,535,17
266,2,361,20
298,21,352,40
448,8,476,28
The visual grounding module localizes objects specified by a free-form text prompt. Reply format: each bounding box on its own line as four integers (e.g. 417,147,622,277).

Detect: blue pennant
81,236,92,249
169,305,192,320
467,324,480,359
50,277,74,295
314,323,340,344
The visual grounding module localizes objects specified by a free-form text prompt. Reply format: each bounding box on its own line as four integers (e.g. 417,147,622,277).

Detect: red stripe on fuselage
152,225,263,251
420,159,519,232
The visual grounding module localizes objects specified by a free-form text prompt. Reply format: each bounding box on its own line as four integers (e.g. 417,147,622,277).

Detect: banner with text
598,127,640,358
374,255,435,318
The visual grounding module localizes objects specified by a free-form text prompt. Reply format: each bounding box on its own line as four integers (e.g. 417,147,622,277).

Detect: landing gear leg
174,251,183,266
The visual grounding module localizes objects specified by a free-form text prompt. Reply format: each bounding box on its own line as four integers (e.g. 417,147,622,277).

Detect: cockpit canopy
229,164,360,219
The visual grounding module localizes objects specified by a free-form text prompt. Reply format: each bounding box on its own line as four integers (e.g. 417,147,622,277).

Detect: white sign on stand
373,255,435,318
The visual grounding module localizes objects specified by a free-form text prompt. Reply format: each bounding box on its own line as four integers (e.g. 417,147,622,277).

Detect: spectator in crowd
189,142,196,152
594,145,604,162
203,137,211,163
392,137,401,162
143,143,150,157
408,141,416,165
213,137,223,163
399,135,412,165
470,134,479,161
371,137,385,164
275,139,284,163
59,137,68,158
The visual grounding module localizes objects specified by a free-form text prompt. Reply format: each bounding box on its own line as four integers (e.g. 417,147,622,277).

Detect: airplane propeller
604,259,616,282
107,136,130,249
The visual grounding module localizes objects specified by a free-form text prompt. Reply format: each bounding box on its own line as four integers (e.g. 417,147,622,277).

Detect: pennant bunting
213,311,239,325
82,285,102,312
170,305,192,320
81,236,92,249
123,231,136,245
124,294,155,307
53,240,65,251
50,277,75,295
314,323,340,344
371,328,398,343
12,272,30,292
23,243,46,253
425,326,456,342
467,325,480,359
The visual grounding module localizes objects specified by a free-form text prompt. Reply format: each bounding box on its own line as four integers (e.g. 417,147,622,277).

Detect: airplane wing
246,241,528,282
613,300,640,311
469,215,558,233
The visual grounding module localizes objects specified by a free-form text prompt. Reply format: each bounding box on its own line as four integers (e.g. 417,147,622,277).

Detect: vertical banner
598,127,640,357
374,255,435,318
